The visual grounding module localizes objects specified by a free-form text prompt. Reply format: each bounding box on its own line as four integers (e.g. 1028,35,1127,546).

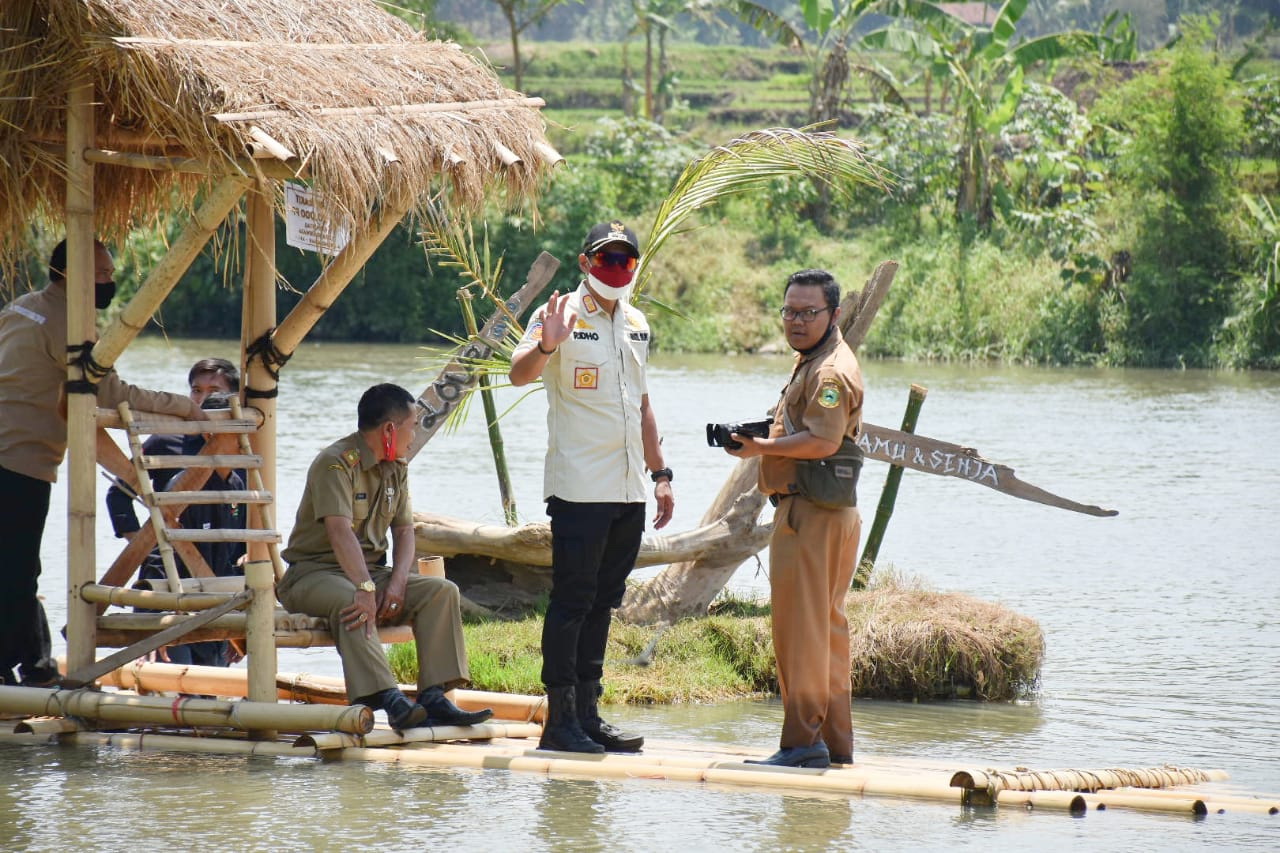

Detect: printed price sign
284,183,350,255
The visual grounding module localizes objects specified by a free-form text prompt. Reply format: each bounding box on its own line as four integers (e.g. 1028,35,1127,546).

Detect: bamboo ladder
116,400,283,594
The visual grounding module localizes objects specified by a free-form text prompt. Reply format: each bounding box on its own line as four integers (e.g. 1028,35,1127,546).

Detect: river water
3,337,1277,851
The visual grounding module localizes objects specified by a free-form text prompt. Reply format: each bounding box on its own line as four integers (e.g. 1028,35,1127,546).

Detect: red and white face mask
586,250,637,296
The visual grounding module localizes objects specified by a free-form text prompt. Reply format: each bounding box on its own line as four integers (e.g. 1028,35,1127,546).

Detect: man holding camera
510,221,674,754
724,268,864,769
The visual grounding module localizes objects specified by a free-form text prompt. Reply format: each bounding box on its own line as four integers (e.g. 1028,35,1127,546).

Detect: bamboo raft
1,663,1275,818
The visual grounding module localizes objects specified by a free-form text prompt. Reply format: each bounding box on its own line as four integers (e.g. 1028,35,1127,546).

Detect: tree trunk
616,261,899,625
504,8,523,92
644,26,654,120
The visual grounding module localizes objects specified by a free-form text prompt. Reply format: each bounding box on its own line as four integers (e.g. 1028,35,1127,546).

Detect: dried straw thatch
0,0,554,270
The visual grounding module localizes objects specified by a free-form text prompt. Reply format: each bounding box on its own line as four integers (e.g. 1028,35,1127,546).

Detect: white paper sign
284,183,350,255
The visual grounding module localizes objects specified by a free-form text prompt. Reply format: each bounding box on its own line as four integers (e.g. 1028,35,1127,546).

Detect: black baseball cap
582,221,641,258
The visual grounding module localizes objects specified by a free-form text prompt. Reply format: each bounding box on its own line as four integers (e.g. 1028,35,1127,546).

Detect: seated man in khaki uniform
278,383,491,731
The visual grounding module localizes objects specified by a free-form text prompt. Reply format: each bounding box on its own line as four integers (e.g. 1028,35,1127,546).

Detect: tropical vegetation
8,1,1278,369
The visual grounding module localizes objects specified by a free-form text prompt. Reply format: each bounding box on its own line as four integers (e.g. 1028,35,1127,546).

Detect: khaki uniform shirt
282,432,413,569
0,282,199,483
759,328,864,496
514,281,651,503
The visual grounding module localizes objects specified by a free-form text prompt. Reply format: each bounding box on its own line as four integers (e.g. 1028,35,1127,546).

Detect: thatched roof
0,0,556,267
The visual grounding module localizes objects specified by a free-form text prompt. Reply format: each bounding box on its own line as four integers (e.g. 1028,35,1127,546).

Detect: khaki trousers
278,563,469,702
769,495,861,756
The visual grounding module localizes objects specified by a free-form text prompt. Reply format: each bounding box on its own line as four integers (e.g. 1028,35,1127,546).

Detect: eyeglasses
779,306,831,322
590,251,638,271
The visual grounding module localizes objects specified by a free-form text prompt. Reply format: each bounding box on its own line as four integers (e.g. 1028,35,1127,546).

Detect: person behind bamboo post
138,391,247,668
723,268,864,769
508,221,675,754
0,238,206,688
278,383,492,732
106,357,240,542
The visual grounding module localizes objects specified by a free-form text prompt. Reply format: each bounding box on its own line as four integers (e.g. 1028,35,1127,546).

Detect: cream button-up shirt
514,281,651,503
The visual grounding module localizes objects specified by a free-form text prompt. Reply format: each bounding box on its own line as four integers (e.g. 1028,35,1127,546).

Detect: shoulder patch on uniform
582,294,599,314
818,383,841,408
342,448,361,467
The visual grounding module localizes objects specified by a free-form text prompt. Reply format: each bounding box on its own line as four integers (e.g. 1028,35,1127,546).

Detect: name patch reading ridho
574,366,599,390
818,383,841,408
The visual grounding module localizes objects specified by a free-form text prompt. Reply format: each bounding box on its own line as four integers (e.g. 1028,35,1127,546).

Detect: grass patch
387,573,1043,703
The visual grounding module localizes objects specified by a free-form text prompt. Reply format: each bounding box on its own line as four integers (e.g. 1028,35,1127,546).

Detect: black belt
768,493,798,507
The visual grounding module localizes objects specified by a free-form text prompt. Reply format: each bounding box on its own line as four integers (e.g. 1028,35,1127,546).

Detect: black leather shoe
830,753,853,765
384,691,428,732
744,743,831,769
419,686,493,727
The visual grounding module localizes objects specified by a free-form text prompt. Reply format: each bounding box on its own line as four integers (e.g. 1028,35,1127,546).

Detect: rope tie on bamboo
244,329,291,399
65,341,110,395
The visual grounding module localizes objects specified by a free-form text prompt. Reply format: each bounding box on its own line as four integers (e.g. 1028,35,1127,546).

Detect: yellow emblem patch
575,317,592,330
342,448,361,467
582,294,599,314
818,384,841,408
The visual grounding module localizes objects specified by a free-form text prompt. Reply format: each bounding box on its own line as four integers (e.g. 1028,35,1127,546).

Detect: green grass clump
387,612,776,704
386,574,1043,704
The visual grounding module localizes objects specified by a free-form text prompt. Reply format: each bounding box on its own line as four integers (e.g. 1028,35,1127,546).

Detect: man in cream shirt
510,221,674,754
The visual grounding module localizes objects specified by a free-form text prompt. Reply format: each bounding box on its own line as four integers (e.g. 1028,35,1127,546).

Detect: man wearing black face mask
510,221,674,754
0,238,203,688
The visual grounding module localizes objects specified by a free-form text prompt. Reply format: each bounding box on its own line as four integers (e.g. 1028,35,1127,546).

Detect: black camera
705,418,771,450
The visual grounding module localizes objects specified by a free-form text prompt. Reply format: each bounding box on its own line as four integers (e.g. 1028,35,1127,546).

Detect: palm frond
636,127,890,293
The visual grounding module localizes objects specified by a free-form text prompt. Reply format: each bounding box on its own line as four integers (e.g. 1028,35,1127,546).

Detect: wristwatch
650,467,674,483
357,580,376,593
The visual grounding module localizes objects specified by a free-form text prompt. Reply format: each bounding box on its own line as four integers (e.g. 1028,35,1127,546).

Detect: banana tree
731,0,909,125
864,0,1100,226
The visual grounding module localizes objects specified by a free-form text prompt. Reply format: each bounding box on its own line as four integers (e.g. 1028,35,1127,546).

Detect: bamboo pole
0,686,373,733
92,176,250,367
246,126,296,161
457,290,517,525
854,383,927,589
993,790,1088,813
77,147,301,180
95,406,263,431
269,189,416,359
64,78,98,673
80,583,238,612
66,731,320,759
230,398,285,580
92,661,543,722
212,97,546,123
92,621,416,648
295,722,542,750
13,717,82,736
241,182,278,555
244,560,277,723
119,402,185,592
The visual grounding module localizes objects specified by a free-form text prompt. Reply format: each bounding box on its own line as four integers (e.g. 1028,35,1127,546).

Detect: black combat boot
538,685,605,754
576,680,643,752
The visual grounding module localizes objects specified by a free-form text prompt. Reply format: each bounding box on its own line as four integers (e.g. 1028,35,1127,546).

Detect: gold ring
358,613,367,622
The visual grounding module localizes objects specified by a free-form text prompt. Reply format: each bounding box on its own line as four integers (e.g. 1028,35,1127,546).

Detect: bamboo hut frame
0,0,561,733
